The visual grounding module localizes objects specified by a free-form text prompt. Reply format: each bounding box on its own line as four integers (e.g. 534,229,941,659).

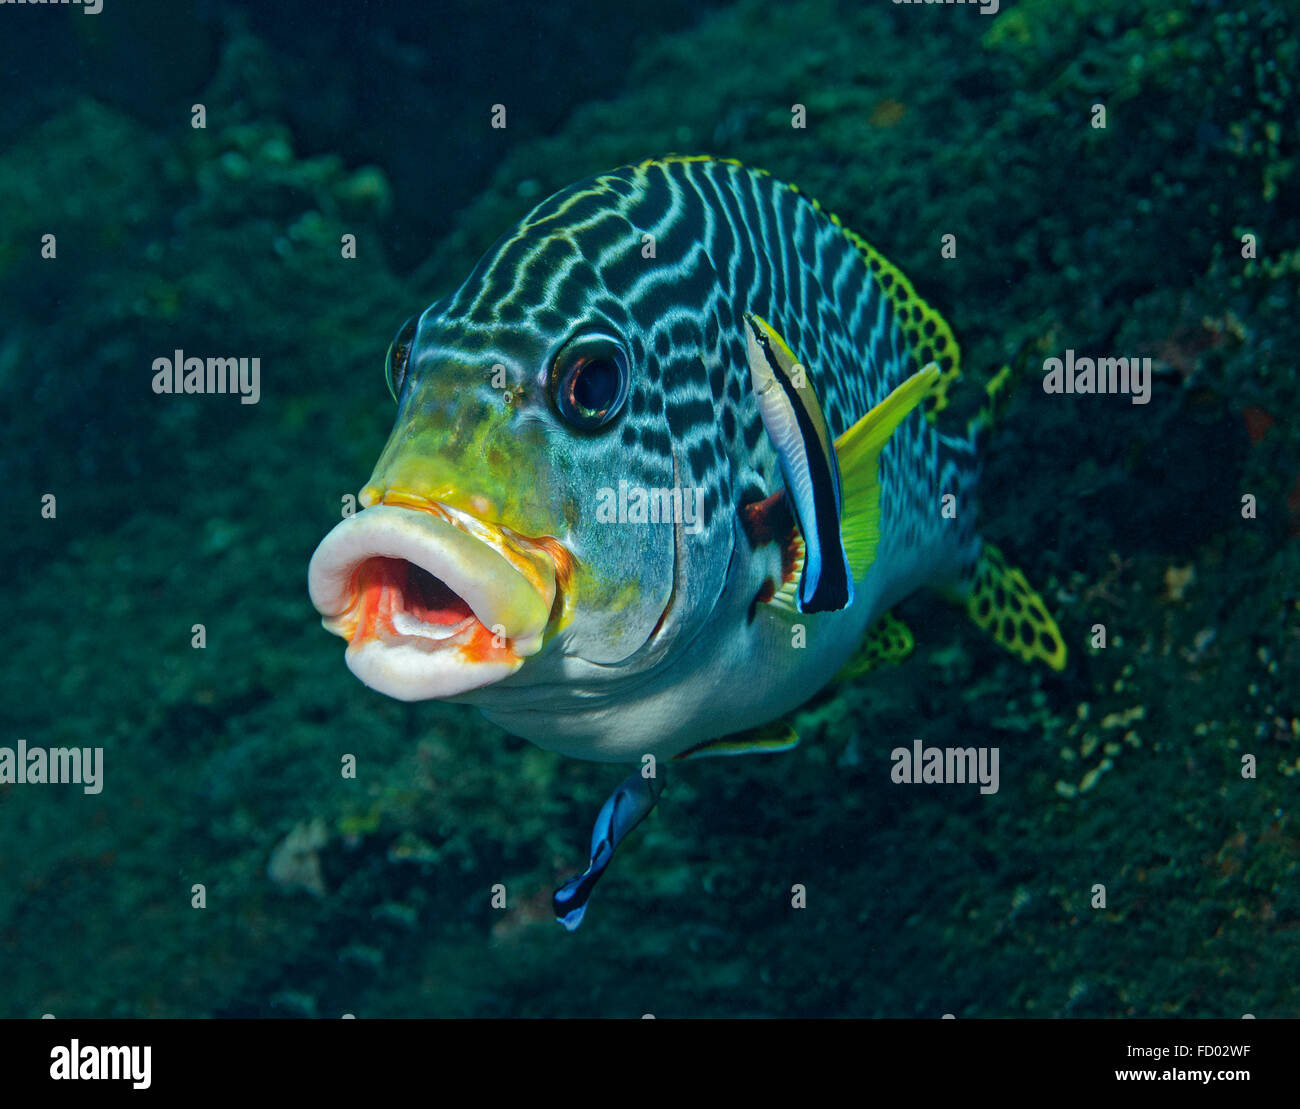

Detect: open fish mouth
307,498,564,701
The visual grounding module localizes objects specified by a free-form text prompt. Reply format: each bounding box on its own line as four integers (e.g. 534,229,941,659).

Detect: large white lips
307,503,557,701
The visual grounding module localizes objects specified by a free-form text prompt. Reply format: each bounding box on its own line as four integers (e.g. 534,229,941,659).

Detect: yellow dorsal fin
833,363,942,579
841,228,962,423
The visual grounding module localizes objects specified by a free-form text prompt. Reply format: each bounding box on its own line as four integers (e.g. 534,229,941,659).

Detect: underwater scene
1,0,1297,1019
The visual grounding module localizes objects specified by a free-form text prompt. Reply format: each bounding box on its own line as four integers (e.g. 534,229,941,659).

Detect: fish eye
385,315,419,402
549,331,630,432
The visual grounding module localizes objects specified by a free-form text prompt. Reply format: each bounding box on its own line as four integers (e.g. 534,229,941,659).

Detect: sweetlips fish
307,155,1066,929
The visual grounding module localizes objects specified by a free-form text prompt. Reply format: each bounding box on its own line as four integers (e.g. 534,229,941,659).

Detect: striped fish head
308,169,740,711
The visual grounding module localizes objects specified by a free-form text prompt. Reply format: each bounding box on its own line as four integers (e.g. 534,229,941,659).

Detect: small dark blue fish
553,770,664,930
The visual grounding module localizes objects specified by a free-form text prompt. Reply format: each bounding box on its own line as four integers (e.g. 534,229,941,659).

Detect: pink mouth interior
355,557,476,638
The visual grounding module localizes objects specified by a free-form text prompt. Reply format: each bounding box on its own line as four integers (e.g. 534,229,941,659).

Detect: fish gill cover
0,0,1296,1023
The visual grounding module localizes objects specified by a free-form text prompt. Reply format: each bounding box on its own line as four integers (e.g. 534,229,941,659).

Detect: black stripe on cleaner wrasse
306,155,1068,930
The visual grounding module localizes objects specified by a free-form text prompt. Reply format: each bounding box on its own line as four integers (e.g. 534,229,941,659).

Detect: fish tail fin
963,542,1067,671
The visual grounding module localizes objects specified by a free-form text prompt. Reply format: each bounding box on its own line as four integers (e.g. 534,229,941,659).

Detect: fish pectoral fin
964,542,1068,671
553,770,663,931
834,608,915,682
673,720,800,761
833,362,942,582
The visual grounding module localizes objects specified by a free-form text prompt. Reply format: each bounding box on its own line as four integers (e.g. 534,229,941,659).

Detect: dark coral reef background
0,0,1296,1016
